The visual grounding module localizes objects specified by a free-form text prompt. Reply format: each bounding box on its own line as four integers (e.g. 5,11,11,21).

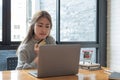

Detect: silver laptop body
29,44,80,78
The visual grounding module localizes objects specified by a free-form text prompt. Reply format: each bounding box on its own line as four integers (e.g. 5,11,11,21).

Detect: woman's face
34,17,51,40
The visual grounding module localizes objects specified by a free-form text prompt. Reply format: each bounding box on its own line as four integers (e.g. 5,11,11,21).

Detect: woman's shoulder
47,36,54,39
46,36,56,44
16,44,27,55
17,42,34,55
17,43,27,51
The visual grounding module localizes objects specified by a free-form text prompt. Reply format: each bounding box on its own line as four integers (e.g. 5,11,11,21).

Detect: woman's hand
34,56,39,65
34,43,40,55
34,40,46,65
34,43,40,65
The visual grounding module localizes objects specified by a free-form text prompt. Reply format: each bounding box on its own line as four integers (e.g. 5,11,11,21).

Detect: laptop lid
37,44,81,78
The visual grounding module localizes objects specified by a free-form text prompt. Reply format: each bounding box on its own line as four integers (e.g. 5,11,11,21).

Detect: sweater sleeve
16,49,37,70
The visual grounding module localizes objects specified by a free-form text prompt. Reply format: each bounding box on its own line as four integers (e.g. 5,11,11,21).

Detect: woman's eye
46,26,50,28
37,25,42,27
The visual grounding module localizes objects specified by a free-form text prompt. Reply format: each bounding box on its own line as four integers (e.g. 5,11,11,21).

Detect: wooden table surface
0,67,110,80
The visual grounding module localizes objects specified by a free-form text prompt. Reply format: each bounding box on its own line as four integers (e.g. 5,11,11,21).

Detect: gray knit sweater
16,36,56,70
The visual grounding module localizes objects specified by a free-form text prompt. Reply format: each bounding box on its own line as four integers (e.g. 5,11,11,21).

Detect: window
11,0,56,41
11,0,27,41
0,0,2,41
60,0,96,42
0,0,107,66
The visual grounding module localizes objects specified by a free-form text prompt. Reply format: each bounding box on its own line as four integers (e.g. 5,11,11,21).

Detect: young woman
16,11,56,70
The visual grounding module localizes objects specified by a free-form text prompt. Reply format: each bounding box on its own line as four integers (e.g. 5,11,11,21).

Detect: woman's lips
40,33,46,36
40,34,46,35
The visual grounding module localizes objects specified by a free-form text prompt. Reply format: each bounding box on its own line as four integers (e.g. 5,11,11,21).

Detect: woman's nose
41,27,47,32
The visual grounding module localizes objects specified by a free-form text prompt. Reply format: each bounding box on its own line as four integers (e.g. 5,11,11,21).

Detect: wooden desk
0,68,109,80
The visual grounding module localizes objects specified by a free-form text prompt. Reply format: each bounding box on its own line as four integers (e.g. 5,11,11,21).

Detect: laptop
109,72,120,80
29,44,80,78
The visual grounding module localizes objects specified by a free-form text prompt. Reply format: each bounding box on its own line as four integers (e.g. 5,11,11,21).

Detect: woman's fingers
35,43,40,47
34,43,40,55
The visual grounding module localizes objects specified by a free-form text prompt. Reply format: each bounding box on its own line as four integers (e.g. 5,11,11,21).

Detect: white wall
107,0,120,72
